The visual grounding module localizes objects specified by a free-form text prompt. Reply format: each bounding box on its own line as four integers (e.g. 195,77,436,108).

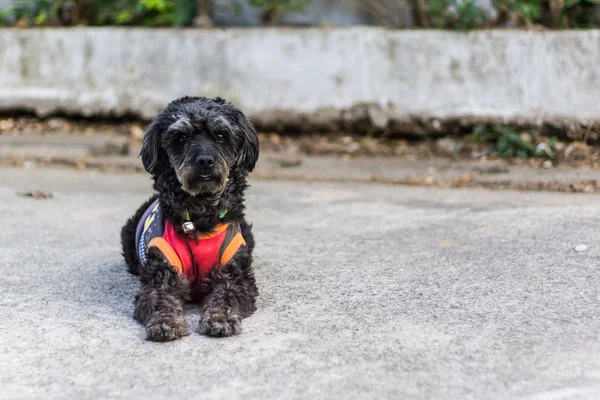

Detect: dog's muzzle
176,158,228,196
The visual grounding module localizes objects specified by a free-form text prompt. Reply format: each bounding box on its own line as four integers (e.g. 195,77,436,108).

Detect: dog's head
140,97,259,196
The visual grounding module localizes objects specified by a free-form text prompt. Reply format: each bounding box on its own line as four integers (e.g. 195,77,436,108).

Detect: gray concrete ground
1,166,600,400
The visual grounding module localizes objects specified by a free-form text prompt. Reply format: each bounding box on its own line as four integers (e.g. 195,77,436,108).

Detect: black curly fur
120,96,259,342
198,247,257,336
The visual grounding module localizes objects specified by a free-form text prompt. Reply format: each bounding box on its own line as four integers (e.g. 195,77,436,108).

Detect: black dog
120,96,259,342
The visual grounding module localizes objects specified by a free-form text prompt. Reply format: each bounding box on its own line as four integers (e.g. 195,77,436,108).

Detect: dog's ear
140,120,166,175
235,114,259,173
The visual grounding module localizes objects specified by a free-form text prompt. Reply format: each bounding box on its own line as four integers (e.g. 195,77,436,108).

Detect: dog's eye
216,133,224,142
178,135,187,143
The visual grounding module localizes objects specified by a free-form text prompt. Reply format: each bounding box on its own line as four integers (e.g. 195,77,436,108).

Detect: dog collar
181,209,228,234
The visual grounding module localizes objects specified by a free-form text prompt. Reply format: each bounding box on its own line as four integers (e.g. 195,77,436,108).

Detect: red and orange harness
135,200,246,295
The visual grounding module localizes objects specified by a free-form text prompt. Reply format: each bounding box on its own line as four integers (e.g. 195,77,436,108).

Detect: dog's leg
199,250,258,337
239,217,255,251
134,248,191,342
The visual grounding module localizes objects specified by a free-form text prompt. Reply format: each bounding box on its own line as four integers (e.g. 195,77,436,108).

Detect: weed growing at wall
458,124,558,159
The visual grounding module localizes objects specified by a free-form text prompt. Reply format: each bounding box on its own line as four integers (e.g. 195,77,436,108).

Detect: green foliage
246,0,310,11
0,0,62,26
512,0,543,22
460,124,558,159
246,0,310,24
427,0,488,30
424,0,600,29
493,0,600,28
82,0,196,26
0,0,314,27
0,0,598,28
1,0,197,27
172,0,197,26
562,0,600,28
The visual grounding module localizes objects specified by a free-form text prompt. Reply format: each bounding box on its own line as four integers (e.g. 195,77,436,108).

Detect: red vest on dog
135,200,246,297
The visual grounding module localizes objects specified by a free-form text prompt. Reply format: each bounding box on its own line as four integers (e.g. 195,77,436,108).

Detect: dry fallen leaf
18,190,53,199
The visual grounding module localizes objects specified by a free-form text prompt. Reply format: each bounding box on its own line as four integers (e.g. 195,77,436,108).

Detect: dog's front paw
198,308,241,337
146,313,190,342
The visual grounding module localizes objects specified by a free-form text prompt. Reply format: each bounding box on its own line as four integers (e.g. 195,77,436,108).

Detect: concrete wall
0,28,599,134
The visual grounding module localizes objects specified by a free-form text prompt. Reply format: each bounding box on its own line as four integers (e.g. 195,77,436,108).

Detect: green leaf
497,136,509,156
0,7,16,20
460,123,500,144
563,0,581,8
453,140,461,154
516,149,529,159
493,125,537,153
34,10,47,25
171,0,195,27
473,123,487,139
114,10,133,24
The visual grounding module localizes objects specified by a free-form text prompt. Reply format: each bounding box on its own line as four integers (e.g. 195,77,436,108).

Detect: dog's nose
196,155,215,170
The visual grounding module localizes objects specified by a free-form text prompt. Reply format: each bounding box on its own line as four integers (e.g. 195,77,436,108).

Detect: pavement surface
4,133,600,193
1,166,600,400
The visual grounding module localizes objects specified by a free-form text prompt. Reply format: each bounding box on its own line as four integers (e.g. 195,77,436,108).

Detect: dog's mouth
186,174,221,190
191,175,213,183
177,169,227,196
